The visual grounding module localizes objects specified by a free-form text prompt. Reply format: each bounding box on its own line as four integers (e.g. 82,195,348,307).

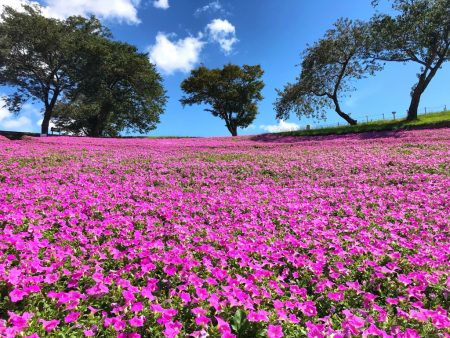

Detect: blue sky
0,0,449,136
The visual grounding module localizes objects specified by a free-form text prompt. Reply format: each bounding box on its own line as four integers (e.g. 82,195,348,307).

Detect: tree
370,0,450,120
0,5,109,134
52,39,167,137
180,64,264,136
275,19,379,126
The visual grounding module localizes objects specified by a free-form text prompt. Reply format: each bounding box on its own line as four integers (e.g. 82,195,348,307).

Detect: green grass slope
276,111,450,137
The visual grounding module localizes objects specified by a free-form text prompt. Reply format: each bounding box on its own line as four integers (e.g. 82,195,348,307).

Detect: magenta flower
386,298,398,305
431,313,450,329
129,316,145,327
122,290,135,303
9,289,27,303
8,311,33,330
328,291,344,301
195,316,210,326
118,333,141,338
131,302,143,313
306,321,325,338
301,301,317,317
163,265,177,276
195,287,209,300
400,328,420,338
64,312,80,324
39,319,60,332
164,321,182,338
180,291,191,304
248,310,269,322
25,334,40,338
267,324,284,338
216,316,232,334
83,329,95,336
342,310,366,334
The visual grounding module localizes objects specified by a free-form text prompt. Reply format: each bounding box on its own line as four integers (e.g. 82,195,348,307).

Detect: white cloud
0,0,143,24
153,0,169,10
0,104,33,131
0,103,10,121
0,96,42,132
206,18,238,54
2,116,32,130
147,18,239,75
195,1,224,16
148,32,204,74
44,0,142,23
260,120,300,133
0,0,38,12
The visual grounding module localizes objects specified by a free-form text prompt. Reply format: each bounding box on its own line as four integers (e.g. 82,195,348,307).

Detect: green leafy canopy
370,0,450,119
180,64,264,136
0,5,166,136
0,5,110,134
275,18,380,126
53,39,167,137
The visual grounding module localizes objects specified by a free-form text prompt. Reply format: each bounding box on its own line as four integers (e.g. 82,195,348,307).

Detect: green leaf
231,308,246,332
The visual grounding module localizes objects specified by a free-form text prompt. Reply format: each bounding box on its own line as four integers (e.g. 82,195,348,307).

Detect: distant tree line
0,0,448,136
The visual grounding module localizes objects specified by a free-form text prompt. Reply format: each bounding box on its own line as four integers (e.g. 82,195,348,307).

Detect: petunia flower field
0,129,449,338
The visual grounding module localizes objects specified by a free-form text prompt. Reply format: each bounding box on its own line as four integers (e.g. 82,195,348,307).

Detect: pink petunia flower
195,316,210,326
129,316,145,327
9,289,27,302
64,312,80,324
267,324,284,338
131,302,143,313
39,319,60,332
328,292,344,301
301,301,317,317
8,311,33,330
164,321,182,338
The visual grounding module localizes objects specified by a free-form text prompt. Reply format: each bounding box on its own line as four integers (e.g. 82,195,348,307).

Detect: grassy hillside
276,111,450,137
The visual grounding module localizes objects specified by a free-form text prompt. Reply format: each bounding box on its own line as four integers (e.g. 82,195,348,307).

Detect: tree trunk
407,85,423,121
407,69,433,121
226,123,238,136
91,105,110,137
41,107,52,135
407,58,444,121
41,89,60,135
91,115,104,137
230,125,238,137
332,96,357,125
224,115,238,136
336,109,357,125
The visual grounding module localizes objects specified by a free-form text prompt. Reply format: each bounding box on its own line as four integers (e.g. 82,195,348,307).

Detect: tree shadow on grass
0,130,40,140
249,120,450,144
